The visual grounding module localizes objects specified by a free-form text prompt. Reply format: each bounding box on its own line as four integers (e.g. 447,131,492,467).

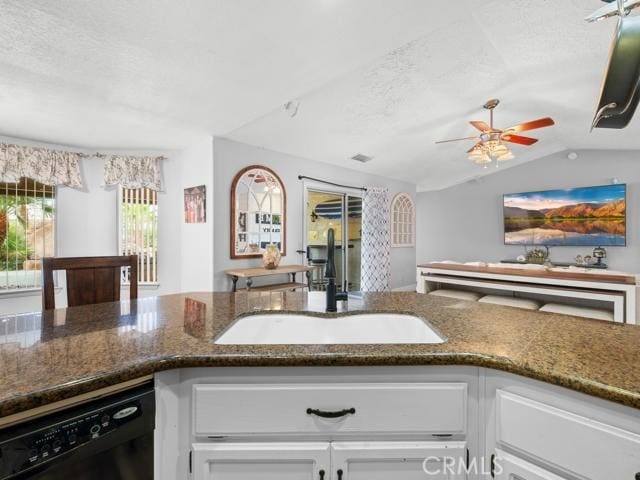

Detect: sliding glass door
304,188,362,292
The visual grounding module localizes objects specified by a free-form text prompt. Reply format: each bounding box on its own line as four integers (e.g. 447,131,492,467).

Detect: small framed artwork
184,185,206,223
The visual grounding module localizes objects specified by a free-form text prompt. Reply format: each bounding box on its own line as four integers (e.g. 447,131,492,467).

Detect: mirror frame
230,164,287,259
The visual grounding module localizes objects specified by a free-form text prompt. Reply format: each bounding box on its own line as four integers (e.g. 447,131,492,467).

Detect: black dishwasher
0,382,155,479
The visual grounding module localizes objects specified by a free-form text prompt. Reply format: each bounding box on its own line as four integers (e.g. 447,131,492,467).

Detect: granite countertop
1,291,640,418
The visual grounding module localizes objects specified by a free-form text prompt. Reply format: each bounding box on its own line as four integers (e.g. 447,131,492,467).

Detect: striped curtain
361,187,391,292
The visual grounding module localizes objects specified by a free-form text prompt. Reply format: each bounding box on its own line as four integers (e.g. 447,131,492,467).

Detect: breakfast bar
2,292,640,479
417,262,639,323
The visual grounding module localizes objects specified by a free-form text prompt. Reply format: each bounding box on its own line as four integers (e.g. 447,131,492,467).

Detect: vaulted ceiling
0,1,634,190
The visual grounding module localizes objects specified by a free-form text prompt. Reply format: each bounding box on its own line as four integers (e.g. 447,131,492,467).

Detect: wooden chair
42,255,138,310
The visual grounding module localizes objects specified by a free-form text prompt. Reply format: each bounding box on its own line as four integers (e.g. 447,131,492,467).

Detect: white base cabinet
155,366,640,480
494,450,565,480
332,441,467,480
485,370,640,480
191,441,467,480
191,443,330,480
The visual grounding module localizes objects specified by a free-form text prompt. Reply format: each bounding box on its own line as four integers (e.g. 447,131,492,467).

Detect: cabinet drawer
193,383,467,437
496,390,640,479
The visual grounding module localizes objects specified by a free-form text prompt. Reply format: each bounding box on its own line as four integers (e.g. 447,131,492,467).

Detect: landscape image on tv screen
504,184,626,246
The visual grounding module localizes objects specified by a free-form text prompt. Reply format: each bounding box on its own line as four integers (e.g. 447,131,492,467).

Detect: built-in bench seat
428,289,482,301
428,288,616,321
539,302,615,322
478,295,541,311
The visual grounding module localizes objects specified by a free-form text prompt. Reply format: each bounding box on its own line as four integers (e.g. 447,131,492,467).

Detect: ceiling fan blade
469,121,491,132
505,117,555,133
435,136,478,144
502,134,539,146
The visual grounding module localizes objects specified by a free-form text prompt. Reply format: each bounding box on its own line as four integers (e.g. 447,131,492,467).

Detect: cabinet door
495,450,566,480
331,441,467,480
191,442,330,480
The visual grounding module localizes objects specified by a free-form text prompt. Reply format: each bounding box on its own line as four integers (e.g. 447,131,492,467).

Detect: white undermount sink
214,313,445,345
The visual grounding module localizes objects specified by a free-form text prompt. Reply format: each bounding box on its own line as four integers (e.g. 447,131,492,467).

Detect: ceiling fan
435,99,555,166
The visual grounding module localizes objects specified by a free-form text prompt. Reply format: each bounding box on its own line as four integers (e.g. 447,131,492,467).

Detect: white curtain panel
361,186,391,292
103,155,162,190
0,143,84,188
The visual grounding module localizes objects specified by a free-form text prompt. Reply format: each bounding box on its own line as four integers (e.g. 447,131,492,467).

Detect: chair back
42,255,138,310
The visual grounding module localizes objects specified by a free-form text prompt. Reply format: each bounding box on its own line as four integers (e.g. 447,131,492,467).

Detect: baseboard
392,283,417,292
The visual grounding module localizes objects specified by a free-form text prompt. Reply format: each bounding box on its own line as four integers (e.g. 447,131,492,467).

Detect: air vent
351,154,373,163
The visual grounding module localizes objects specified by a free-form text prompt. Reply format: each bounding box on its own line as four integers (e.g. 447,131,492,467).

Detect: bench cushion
428,289,482,301
479,295,541,311
539,303,615,322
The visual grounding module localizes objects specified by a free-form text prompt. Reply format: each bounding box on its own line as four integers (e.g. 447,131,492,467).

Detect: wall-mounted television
503,184,627,246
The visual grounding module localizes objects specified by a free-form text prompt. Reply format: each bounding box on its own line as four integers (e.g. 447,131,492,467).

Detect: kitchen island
1,291,640,416
2,292,640,479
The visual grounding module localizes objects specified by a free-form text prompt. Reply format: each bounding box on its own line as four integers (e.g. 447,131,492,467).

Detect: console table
224,265,312,292
417,262,638,323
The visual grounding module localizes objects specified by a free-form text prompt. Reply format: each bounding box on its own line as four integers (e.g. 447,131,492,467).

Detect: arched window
390,192,415,247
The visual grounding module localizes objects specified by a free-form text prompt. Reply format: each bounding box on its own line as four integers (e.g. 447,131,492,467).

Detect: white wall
179,138,215,292
1,134,215,314
213,137,417,291
416,150,639,272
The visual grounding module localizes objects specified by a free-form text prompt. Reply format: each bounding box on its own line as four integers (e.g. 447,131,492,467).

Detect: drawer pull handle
337,469,343,480
319,469,325,480
306,407,355,418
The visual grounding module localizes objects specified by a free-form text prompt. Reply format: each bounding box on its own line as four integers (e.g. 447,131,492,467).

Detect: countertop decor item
231,165,286,259
262,243,281,270
525,246,549,265
593,246,608,266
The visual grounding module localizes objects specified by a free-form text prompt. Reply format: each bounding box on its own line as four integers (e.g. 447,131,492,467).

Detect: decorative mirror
230,165,286,259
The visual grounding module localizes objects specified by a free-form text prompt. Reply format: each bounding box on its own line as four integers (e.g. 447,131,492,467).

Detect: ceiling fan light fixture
468,145,491,165
496,151,515,162
435,98,554,167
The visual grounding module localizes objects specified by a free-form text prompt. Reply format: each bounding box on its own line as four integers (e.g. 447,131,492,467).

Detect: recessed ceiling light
351,153,373,163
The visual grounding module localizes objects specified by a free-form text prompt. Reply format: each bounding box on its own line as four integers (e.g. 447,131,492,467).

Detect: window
391,192,415,247
119,187,158,285
0,178,55,291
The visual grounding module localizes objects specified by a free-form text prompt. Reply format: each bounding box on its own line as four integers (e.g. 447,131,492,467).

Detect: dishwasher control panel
0,395,145,478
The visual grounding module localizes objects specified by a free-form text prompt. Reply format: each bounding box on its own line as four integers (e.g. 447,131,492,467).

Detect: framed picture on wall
184,185,206,223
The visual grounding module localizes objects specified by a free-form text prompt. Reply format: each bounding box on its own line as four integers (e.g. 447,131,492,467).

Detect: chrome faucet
325,228,348,312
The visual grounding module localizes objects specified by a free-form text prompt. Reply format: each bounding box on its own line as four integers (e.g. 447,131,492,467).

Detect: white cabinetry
191,442,330,480
191,441,467,480
192,382,467,437
332,441,467,480
495,450,565,480
155,366,640,480
156,366,478,480
485,372,640,480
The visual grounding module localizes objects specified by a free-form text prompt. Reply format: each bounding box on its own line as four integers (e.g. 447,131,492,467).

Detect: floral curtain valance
103,155,163,191
0,143,84,188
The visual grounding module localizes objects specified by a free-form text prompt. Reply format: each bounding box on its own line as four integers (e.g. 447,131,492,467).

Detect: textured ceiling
0,0,634,189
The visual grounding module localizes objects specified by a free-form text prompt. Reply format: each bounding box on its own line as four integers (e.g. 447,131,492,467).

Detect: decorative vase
262,243,281,270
